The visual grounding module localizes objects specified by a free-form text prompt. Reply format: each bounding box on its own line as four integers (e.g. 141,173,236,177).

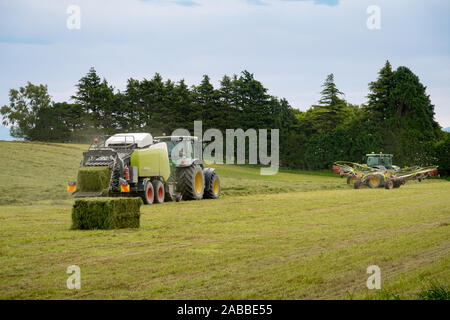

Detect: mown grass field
0,141,449,299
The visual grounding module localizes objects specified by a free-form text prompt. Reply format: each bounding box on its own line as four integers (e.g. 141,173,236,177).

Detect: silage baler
68,133,221,204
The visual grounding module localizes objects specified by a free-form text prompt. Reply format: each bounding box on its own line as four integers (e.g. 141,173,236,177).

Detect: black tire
204,168,221,199
176,165,204,200
152,180,165,203
385,180,394,190
142,180,154,205
164,188,173,202
354,179,363,189
347,175,357,185
393,181,401,188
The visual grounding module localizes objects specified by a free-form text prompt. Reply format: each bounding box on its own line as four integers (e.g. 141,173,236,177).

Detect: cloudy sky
1,0,449,133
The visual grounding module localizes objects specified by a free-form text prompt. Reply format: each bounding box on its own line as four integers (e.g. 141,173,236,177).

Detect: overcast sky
1,0,449,128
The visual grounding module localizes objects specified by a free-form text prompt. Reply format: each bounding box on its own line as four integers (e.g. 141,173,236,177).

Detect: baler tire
142,180,154,205
204,168,221,199
176,165,204,200
152,180,165,204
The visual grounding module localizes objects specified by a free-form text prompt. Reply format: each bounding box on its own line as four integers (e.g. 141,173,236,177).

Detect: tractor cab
366,153,396,170
154,135,200,166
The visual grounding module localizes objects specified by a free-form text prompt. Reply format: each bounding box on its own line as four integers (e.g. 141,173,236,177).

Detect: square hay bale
77,166,110,192
71,197,143,230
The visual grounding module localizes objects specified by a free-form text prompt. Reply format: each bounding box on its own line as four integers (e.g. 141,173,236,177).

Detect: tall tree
234,70,272,129
366,60,394,122
311,73,347,130
366,62,441,165
1,82,52,140
71,67,115,131
192,75,221,129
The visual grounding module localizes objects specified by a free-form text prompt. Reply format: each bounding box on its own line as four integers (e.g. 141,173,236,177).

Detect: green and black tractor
68,133,221,204
364,153,400,171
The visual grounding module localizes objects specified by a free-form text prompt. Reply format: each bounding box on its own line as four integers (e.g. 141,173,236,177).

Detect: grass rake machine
332,153,439,190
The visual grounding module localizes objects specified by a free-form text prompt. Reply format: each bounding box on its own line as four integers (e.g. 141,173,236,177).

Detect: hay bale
71,197,142,230
77,166,110,192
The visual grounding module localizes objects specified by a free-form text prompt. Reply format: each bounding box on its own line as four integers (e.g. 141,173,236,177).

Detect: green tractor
68,133,221,204
365,153,400,171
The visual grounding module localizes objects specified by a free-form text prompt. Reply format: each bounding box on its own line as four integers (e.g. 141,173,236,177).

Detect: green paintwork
130,148,170,181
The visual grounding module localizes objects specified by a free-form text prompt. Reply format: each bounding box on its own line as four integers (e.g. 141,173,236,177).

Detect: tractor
365,153,400,171
68,133,221,204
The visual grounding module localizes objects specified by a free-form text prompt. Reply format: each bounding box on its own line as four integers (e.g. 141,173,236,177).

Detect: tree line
1,61,449,175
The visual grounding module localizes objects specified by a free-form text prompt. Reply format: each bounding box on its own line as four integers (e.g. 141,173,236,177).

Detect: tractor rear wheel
393,181,402,188
204,168,221,199
367,175,384,188
152,180,165,203
176,165,204,200
142,180,154,205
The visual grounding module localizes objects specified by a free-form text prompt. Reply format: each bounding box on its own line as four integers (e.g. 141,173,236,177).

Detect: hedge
71,197,143,230
77,166,110,192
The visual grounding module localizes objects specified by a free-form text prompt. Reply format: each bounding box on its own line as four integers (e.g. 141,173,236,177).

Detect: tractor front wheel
176,165,205,200
367,175,384,188
204,168,221,199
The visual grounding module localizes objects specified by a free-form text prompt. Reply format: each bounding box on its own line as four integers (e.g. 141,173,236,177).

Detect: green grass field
0,141,449,299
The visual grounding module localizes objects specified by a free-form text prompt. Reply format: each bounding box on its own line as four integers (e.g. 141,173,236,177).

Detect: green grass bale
77,166,110,192
71,197,143,230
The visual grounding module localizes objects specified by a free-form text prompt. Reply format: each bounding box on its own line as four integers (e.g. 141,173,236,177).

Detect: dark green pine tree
366,60,394,123
366,62,442,165
234,70,272,130
218,75,239,131
173,79,194,131
139,73,166,131
71,67,115,132
388,66,442,165
312,73,347,130
124,78,145,130
192,75,220,129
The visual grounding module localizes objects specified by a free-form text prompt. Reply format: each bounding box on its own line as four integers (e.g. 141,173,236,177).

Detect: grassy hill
0,141,449,299
0,141,345,205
